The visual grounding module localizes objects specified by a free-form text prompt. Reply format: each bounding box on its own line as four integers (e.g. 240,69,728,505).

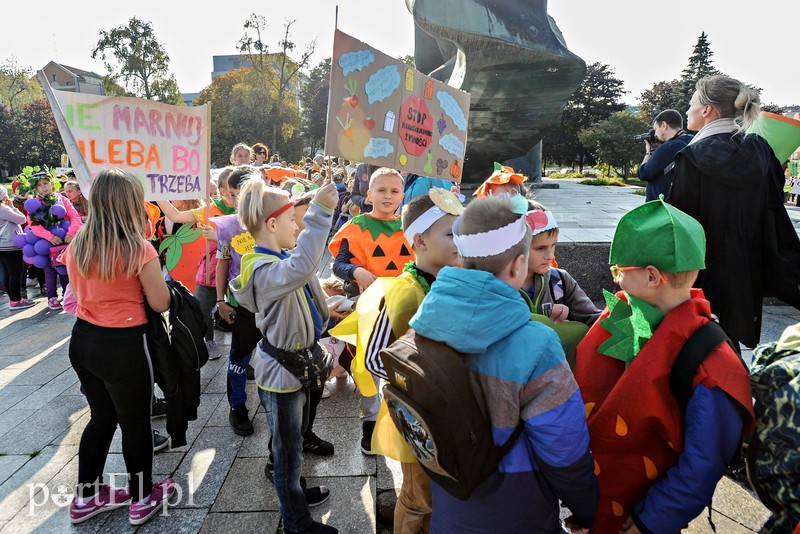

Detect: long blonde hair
71,168,150,281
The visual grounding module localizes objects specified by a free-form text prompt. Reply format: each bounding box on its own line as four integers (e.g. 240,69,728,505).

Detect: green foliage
580,178,626,187
578,110,650,179
542,62,626,169
299,58,330,156
0,58,42,112
0,99,64,175
638,80,680,121
398,54,415,66
92,17,182,103
672,32,720,118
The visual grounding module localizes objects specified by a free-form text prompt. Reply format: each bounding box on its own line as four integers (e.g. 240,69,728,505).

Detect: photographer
637,109,693,201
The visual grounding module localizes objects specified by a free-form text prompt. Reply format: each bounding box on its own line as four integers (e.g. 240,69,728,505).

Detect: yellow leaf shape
585,402,595,419
612,501,624,517
615,415,628,436
643,456,658,480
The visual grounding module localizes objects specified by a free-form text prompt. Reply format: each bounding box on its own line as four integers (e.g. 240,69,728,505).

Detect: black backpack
380,329,521,500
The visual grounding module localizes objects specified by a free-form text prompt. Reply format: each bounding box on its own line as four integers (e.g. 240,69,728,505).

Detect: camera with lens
633,129,658,144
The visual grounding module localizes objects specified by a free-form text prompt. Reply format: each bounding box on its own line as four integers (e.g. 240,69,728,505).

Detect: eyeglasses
610,265,666,284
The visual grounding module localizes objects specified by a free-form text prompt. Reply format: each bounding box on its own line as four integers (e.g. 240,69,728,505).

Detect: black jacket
146,281,209,447
638,133,693,201
669,132,800,348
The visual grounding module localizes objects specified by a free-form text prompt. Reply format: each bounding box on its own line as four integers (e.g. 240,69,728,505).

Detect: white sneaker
205,339,221,360
321,380,335,399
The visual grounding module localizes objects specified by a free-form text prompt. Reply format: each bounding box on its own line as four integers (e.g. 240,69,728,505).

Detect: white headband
525,210,558,236
403,206,448,245
453,215,528,258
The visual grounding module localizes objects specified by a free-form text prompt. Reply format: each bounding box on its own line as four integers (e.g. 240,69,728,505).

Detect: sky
2,0,798,107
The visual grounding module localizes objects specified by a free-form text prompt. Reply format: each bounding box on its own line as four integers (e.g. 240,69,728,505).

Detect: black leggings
0,250,24,301
69,319,154,501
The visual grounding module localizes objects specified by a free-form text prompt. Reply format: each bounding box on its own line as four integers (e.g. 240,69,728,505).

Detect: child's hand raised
315,182,339,211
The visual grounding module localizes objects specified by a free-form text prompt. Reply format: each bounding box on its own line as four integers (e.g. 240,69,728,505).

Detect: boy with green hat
573,198,755,534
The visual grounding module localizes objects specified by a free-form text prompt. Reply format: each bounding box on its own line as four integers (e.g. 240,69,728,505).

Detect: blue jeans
226,350,252,408
258,387,312,533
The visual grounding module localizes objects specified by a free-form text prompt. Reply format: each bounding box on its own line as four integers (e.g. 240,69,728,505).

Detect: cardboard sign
325,29,470,183
40,74,210,201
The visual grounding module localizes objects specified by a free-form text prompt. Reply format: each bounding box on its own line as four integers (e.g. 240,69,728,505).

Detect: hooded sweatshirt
230,201,332,392
409,266,598,533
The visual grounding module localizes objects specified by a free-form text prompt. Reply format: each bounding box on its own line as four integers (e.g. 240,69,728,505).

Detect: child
328,167,414,451
157,166,238,360
473,162,527,198
230,143,253,166
357,189,462,531
27,172,83,310
230,178,340,534
522,202,600,325
64,169,175,526
0,185,35,309
62,180,88,222
408,195,598,532
573,198,755,533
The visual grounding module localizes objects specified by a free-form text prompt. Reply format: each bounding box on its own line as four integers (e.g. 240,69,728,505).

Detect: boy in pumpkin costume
331,189,462,532
573,199,755,534
329,167,414,453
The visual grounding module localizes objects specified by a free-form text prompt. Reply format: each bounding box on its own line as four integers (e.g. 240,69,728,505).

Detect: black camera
633,129,658,144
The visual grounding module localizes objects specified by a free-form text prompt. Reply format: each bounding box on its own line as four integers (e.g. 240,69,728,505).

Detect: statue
406,0,586,183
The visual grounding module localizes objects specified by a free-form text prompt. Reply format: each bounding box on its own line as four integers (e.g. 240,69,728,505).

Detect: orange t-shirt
64,244,159,328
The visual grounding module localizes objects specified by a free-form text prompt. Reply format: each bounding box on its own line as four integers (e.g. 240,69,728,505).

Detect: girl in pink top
26,173,83,310
64,168,176,526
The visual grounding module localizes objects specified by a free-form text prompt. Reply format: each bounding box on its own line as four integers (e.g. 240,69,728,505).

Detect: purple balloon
32,254,49,269
60,220,70,230
34,239,51,255
56,265,68,276
50,205,66,219
24,198,42,214
52,227,67,239
22,255,33,265
12,234,27,248
22,244,36,257
25,229,39,244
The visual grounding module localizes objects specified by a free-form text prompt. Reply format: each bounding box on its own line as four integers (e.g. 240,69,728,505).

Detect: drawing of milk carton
384,111,396,133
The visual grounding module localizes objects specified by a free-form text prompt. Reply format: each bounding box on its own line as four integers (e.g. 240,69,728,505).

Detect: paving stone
137,507,209,533
24,369,80,411
236,417,271,458
170,427,241,509
211,457,280,512
8,453,80,533
5,352,71,386
0,444,77,521
0,410,32,444
0,394,88,455
201,511,281,533
103,451,187,485
375,457,403,492
0,385,39,411
0,456,29,487
302,418,376,478
314,379,362,418
706,476,771,531
306,475,376,534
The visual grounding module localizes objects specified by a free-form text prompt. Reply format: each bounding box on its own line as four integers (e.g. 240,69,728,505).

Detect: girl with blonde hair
65,168,176,526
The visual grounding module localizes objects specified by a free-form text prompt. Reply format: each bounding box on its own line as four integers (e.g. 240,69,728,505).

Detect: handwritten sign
44,87,210,200
325,30,471,183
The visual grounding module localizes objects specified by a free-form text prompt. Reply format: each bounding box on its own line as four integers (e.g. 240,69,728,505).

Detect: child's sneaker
69,484,130,524
129,477,176,526
9,299,35,311
47,297,62,311
205,339,221,360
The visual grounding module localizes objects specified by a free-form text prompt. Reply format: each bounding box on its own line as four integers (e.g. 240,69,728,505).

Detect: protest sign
39,72,210,200
325,29,470,183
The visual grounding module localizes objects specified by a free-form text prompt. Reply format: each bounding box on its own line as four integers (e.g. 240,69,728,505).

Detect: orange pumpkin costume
328,214,414,277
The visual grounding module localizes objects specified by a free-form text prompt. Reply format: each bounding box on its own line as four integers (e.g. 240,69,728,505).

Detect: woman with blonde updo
670,74,800,349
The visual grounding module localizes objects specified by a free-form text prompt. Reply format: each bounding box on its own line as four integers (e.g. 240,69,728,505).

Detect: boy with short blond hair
574,198,755,533
407,196,598,532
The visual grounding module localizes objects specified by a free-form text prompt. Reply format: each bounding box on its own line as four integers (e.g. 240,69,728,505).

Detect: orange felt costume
328,214,414,277
473,162,528,197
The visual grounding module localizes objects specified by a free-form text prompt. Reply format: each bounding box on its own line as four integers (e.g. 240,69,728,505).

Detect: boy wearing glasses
573,198,754,534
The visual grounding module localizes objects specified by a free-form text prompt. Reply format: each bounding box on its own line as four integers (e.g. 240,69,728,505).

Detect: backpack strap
669,321,734,416
498,425,524,457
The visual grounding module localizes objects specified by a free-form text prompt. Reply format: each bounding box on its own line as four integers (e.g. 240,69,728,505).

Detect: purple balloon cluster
15,198,70,275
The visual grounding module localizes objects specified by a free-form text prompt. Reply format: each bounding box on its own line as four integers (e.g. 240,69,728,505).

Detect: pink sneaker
69,484,130,524
47,297,62,311
129,477,176,526
9,299,35,311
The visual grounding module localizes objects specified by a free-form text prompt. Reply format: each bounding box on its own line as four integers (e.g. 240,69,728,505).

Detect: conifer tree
673,32,720,117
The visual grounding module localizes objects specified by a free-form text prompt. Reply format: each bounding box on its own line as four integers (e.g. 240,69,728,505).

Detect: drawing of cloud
365,65,400,105
438,133,466,158
363,137,395,159
338,49,375,76
436,91,467,131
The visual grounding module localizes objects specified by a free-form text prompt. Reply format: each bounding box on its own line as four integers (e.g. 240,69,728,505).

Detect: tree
673,32,720,117
542,62,627,170
578,111,649,180
238,15,315,155
0,57,42,112
92,17,183,104
299,58,331,157
398,55,415,66
638,80,679,121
